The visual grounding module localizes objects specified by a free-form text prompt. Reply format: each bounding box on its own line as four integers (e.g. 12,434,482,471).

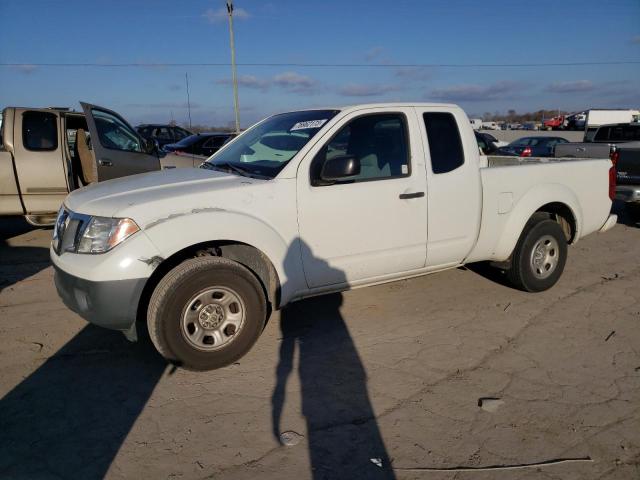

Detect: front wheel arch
136,240,280,331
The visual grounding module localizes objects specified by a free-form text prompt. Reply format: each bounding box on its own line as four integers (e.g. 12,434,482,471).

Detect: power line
1,61,639,69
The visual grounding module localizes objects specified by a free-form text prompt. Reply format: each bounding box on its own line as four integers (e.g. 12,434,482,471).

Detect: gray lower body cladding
54,265,146,333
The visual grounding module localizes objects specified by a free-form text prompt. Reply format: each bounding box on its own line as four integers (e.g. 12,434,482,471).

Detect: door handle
399,192,425,200
98,159,113,167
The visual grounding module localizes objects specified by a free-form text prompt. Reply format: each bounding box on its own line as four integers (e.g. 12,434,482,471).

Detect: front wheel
147,257,267,370
506,218,568,292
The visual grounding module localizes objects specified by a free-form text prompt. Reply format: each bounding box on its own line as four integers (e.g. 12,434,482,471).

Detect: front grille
53,209,91,255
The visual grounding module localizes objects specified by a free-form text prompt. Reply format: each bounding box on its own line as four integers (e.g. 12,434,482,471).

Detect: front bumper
54,264,146,333
50,227,162,337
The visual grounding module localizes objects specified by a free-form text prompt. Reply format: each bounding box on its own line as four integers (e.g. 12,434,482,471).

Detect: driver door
81,102,160,181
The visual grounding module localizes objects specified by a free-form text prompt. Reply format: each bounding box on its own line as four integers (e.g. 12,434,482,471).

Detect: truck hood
65,167,264,222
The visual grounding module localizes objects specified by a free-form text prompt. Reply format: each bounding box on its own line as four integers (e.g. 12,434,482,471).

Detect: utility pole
227,1,240,133
185,72,192,130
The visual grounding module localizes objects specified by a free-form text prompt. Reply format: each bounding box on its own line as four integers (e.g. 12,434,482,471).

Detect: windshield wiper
202,161,270,180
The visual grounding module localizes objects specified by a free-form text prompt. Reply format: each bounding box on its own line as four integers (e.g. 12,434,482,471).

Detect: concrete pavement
1,210,639,480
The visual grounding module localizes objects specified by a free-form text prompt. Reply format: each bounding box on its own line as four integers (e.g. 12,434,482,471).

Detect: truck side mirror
320,155,360,182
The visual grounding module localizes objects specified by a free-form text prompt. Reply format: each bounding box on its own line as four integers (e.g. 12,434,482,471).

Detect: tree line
478,109,569,123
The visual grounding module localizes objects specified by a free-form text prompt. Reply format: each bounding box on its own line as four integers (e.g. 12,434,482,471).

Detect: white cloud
364,47,385,62
545,80,594,93
338,83,397,97
430,81,523,102
214,72,319,94
12,64,37,75
273,71,318,93
394,67,433,82
215,75,270,91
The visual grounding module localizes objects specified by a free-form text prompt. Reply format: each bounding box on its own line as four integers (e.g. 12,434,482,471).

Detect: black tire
147,257,266,371
506,218,568,292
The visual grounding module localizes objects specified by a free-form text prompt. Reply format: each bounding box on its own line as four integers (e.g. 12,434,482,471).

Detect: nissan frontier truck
51,103,618,370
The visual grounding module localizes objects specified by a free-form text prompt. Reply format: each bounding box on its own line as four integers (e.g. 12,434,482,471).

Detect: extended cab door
11,108,70,213
415,107,482,268
81,102,160,180
296,108,428,288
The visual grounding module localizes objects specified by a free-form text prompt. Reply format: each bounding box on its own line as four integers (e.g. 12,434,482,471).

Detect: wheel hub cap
529,234,560,279
198,304,225,329
180,286,245,351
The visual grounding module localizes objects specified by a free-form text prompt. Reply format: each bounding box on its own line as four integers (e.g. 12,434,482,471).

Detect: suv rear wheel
147,257,267,370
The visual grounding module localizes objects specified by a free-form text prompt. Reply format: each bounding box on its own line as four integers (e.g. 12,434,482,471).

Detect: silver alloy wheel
529,234,560,279
181,286,246,351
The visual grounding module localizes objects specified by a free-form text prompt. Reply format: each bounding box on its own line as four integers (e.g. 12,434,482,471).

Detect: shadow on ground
0,216,51,293
272,240,396,479
613,200,640,227
0,325,166,479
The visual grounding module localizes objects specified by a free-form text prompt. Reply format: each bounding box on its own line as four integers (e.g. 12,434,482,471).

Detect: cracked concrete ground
1,209,639,480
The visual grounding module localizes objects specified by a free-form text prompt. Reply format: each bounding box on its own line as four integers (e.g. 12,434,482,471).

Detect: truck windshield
203,110,339,179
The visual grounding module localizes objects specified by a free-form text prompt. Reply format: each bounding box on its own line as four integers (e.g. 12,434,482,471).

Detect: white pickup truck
51,103,617,370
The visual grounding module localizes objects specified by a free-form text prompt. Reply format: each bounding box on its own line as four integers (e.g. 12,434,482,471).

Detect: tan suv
0,102,199,225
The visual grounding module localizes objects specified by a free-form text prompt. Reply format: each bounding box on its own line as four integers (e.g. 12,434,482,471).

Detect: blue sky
1,0,639,127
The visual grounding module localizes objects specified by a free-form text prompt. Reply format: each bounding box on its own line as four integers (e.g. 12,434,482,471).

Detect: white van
481,121,499,130
469,118,482,130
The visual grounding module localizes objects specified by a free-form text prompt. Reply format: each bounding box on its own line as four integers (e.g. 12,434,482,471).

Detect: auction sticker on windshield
290,119,328,131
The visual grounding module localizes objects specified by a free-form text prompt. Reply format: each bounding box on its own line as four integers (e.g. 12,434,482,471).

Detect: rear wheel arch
532,202,578,244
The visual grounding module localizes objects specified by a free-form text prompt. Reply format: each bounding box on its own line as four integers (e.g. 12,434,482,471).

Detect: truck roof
275,102,460,117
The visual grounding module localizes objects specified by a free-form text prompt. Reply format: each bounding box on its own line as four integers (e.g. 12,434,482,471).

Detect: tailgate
616,146,640,185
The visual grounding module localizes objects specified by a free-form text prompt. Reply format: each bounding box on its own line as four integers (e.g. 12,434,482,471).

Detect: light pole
227,1,240,133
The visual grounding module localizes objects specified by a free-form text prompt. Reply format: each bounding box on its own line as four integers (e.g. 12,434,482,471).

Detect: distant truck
0,103,197,225
543,115,566,131
51,102,617,370
555,123,640,159
584,109,640,141
613,143,640,213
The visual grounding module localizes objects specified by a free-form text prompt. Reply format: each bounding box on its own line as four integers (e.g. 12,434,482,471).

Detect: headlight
52,206,68,252
77,216,140,254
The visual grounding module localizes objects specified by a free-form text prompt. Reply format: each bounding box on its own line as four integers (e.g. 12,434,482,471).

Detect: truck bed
485,155,605,167
466,155,613,263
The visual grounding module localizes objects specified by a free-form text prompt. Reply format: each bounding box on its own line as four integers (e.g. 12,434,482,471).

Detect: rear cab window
584,128,598,142
423,112,464,174
23,111,58,151
594,127,611,141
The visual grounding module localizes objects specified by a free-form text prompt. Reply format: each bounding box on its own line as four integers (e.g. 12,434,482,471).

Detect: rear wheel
507,217,567,292
147,257,266,370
